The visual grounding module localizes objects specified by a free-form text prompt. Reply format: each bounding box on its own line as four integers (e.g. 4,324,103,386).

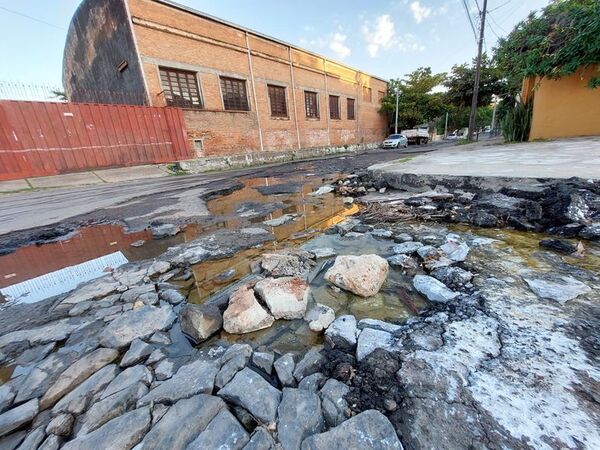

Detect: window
304,91,319,119
159,67,203,109
268,85,288,118
347,98,355,120
363,86,372,103
220,76,250,111
378,90,386,101
329,95,340,120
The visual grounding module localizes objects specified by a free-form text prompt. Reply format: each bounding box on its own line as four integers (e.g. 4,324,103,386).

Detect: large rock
120,339,153,368
304,304,335,332
440,241,470,262
252,352,275,375
243,427,277,450
356,328,400,362
15,352,78,403
0,385,14,414
217,368,282,424
46,413,74,437
293,347,326,382
61,407,151,450
0,399,38,437
319,379,350,427
40,348,119,410
187,410,249,450
215,345,252,389
254,277,309,320
324,255,389,297
259,250,315,278
138,395,225,450
0,319,84,349
179,303,223,344
324,315,357,352
392,242,423,255
100,305,176,348
413,275,459,303
300,410,402,450
223,285,274,334
137,359,218,406
523,274,591,305
61,277,120,305
277,388,324,450
274,353,296,387
101,365,152,400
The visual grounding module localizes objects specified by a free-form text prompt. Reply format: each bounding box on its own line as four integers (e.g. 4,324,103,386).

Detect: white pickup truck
401,127,429,145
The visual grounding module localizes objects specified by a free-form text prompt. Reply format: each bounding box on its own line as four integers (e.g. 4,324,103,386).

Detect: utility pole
490,95,498,133
467,0,487,141
394,87,400,134
444,111,449,138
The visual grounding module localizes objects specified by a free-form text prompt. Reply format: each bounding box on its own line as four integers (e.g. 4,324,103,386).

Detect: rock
100,305,176,348
52,364,119,415
61,407,150,450
274,354,296,387
253,352,275,375
158,289,185,305
324,255,389,297
154,360,175,381
147,261,171,277
393,233,413,243
215,345,252,389
319,379,350,427
40,348,119,410
0,399,38,437
371,229,393,238
342,197,354,205
277,388,324,450
243,427,276,450
357,319,402,334
298,373,326,393
470,211,498,228
61,277,120,305
187,410,249,450
78,382,148,435
254,277,309,320
0,385,15,414
151,404,168,426
430,266,474,290
539,239,577,254
356,328,399,362
101,365,152,400
523,274,592,305
179,303,223,344
151,224,180,239
15,352,77,404
38,434,62,450
579,223,600,240
324,315,357,352
45,414,73,437
304,303,335,332
138,395,225,450
293,346,326,382
130,240,145,247
259,250,315,278
310,248,337,259
413,275,459,303
120,339,153,367
223,285,274,334
149,331,171,345
218,368,281,424
146,349,166,365
440,241,470,262
263,214,297,227
0,431,26,450
121,285,155,304
300,410,402,450
392,242,423,255
0,319,84,349
16,426,45,449
137,359,218,406
387,254,418,270
311,185,334,196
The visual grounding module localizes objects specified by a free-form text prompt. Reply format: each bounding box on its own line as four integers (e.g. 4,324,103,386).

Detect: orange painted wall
525,66,600,140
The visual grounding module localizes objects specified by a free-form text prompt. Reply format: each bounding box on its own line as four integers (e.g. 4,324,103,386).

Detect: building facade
63,0,389,158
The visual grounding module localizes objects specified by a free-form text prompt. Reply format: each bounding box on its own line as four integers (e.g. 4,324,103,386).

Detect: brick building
63,0,388,159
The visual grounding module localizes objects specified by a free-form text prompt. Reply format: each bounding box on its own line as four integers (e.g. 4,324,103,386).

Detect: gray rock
263,214,297,227
304,304,335,333
102,365,152,399
40,348,118,410
154,359,176,381
61,407,151,450
149,331,171,345
243,427,276,450
413,275,459,303
15,352,78,403
431,266,474,289
297,373,326,393
440,241,470,262
523,274,592,304
357,319,402,334
274,354,295,387
416,245,437,259
137,359,218,406
15,426,45,449
310,248,336,259
252,352,274,375
388,254,418,270
393,233,413,243
215,345,252,389
45,414,73,437
0,399,38,437
78,382,148,436
151,403,169,425
37,434,62,450
0,385,15,414
0,319,84,349
120,339,153,367
151,224,180,239
325,315,357,352
100,305,176,348
217,368,282,424
371,229,393,238
0,431,26,450
293,347,326,382
300,410,402,450
579,222,600,240
392,242,423,255
259,250,315,278
319,379,350,427
15,343,56,367
52,364,119,415
356,328,399,362
139,395,225,450
179,303,223,344
187,409,249,450
277,388,324,450
61,277,120,305
121,285,154,303
146,349,166,365
159,289,186,305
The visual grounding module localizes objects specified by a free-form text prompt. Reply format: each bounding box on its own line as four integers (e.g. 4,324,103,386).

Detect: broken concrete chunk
223,285,274,334
413,275,459,303
324,255,389,297
179,303,223,344
254,277,309,320
325,315,357,352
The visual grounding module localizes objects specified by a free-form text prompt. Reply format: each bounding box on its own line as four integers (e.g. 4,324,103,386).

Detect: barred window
347,98,355,120
363,86,372,103
329,95,340,120
159,67,203,109
305,91,319,119
220,76,250,111
268,85,288,118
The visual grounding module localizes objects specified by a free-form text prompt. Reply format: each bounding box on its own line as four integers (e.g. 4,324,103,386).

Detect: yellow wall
525,66,600,140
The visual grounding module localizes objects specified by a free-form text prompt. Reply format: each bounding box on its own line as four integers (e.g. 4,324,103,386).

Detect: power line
462,0,478,42
0,6,65,31
490,0,515,13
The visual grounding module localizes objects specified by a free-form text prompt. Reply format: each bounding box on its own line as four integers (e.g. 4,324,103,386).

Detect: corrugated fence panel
0,100,192,180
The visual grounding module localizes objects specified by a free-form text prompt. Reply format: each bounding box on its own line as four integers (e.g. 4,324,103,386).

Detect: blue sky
0,0,549,87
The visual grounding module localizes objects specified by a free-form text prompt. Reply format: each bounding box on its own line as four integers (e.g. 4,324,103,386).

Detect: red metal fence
0,100,192,181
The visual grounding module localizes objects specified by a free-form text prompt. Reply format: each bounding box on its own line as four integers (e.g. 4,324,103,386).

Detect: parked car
401,127,429,145
382,134,408,149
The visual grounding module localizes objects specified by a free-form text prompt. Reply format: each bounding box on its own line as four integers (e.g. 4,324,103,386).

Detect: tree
495,0,600,89
380,67,447,130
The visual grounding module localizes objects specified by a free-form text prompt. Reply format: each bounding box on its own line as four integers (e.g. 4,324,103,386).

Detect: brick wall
127,0,388,157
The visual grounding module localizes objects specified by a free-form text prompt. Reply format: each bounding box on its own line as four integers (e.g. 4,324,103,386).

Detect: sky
0,0,550,88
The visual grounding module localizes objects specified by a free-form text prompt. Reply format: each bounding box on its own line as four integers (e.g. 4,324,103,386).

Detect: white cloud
396,33,426,53
328,32,351,60
410,1,432,24
361,15,397,57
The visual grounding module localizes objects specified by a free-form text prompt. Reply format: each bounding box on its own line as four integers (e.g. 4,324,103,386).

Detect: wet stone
430,266,474,290
304,303,335,333
187,409,249,450
440,241,470,262
388,254,418,270
277,388,324,450
539,238,578,254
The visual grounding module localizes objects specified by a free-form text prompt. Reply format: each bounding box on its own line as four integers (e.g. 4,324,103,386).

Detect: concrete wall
127,0,388,157
524,67,600,140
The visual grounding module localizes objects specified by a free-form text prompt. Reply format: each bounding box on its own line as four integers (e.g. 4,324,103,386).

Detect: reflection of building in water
0,252,128,305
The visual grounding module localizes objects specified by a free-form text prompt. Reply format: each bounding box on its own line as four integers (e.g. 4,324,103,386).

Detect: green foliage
501,101,533,142
495,0,600,88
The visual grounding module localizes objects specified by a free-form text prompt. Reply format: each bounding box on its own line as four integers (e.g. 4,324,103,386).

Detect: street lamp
394,87,399,134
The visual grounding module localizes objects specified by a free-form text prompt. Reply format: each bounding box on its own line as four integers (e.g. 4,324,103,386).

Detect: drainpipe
245,32,264,152
323,59,331,146
288,47,302,150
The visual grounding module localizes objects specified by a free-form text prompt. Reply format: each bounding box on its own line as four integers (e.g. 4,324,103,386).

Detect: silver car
382,134,408,149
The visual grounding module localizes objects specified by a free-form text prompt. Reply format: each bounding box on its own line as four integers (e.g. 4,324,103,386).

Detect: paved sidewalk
370,137,600,180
